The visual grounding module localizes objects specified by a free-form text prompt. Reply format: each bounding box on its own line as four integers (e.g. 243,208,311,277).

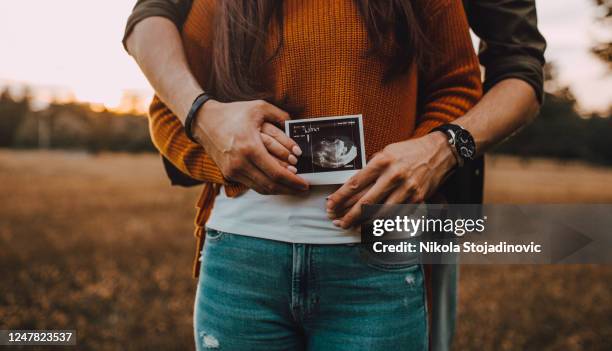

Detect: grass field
0,150,610,350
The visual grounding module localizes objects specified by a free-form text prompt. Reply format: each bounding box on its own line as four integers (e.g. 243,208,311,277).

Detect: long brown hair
210,0,429,103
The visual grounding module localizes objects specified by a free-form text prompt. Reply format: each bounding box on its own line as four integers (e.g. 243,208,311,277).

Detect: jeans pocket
205,228,227,241
358,245,420,272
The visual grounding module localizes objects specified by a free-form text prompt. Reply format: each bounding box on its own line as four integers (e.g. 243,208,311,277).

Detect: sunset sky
0,0,610,113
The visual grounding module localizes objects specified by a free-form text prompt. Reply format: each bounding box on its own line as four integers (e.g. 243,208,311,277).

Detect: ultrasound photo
285,115,366,184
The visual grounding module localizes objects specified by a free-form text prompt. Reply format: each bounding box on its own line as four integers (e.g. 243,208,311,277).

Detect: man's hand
193,99,309,195
326,132,456,228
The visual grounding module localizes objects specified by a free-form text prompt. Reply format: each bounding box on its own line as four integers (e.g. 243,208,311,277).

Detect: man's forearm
126,16,202,123
454,78,540,157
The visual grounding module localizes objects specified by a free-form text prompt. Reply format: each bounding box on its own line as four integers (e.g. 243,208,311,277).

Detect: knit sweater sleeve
148,95,225,183
413,0,483,138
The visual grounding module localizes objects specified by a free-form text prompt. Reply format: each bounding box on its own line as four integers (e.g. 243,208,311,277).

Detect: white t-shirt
206,185,361,244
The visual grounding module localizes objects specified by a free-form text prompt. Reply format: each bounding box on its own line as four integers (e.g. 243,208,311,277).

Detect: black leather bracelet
184,92,214,143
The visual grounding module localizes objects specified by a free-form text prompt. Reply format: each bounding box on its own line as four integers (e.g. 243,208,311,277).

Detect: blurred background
0,1,610,350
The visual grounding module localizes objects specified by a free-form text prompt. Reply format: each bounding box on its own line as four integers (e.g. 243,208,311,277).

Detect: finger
249,141,309,191
229,162,270,194
405,189,427,204
257,100,291,125
274,157,297,174
240,161,298,195
370,185,416,220
327,159,387,212
275,158,294,170
260,132,296,166
228,170,267,194
326,185,371,220
384,183,415,205
261,122,302,157
334,173,397,229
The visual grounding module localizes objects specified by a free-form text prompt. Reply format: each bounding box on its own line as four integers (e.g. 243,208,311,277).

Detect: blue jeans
194,229,428,351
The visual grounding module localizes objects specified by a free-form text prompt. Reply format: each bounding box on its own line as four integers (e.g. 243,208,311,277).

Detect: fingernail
287,165,297,174
288,154,298,165
292,146,302,156
327,212,335,219
333,220,342,227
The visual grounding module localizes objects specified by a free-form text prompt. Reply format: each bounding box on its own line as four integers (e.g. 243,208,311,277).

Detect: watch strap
431,124,471,167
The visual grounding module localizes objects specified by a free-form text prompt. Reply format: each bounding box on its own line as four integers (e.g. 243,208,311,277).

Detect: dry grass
0,150,610,350
484,156,612,203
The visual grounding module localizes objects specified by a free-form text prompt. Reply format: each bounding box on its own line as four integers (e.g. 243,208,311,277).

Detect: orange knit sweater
147,0,482,276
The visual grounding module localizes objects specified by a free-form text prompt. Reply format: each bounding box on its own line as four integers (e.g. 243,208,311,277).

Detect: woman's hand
193,99,309,195
326,132,456,228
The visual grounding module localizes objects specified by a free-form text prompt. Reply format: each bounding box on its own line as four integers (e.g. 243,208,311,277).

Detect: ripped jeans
194,229,428,351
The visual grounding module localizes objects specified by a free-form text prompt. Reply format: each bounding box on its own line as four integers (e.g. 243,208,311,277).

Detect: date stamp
0,330,76,346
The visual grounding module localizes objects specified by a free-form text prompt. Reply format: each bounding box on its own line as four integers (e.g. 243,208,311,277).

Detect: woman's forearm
455,78,540,157
126,16,202,123
125,16,307,193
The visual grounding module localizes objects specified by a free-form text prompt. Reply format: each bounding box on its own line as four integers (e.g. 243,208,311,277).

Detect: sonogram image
286,116,364,175
313,136,358,168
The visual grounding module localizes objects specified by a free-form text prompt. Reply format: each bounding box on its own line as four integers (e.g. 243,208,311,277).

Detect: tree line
0,85,610,165
0,89,155,153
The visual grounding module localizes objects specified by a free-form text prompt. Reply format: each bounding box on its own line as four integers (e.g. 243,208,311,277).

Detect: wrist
198,98,221,119
185,93,216,144
192,99,221,143
428,131,457,172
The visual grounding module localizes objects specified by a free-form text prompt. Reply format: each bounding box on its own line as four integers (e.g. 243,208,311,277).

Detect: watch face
456,129,476,159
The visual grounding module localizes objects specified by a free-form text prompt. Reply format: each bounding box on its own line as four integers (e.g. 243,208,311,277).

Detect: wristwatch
431,124,476,167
